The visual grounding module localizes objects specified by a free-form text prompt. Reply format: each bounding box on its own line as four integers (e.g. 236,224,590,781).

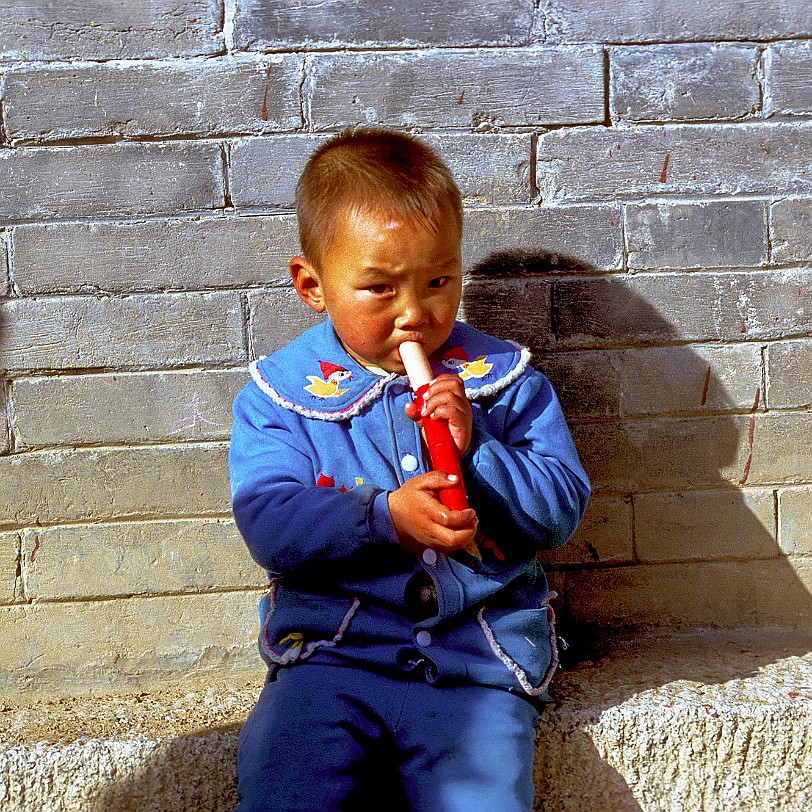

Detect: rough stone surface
248,289,325,358
625,200,768,270
767,339,812,408
228,135,325,210
3,56,303,143
463,205,623,272
0,0,224,61
11,216,298,294
306,48,604,129
12,369,245,448
0,293,245,373
766,41,812,116
0,532,17,604
0,632,810,811
610,44,760,123
779,488,812,556
635,489,777,562
0,143,225,224
771,197,812,263
544,0,812,44
537,123,812,202
21,519,264,601
539,343,763,419
234,0,534,49
0,591,264,697
541,496,634,566
0,445,230,528
553,271,811,347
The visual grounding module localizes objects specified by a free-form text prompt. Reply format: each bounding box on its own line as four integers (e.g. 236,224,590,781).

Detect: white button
422,548,437,566
401,454,419,472
416,631,432,647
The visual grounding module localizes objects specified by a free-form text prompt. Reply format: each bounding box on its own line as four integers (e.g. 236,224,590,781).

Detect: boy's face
291,206,463,374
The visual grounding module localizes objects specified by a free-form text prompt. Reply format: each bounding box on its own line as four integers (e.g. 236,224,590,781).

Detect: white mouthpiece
399,341,433,390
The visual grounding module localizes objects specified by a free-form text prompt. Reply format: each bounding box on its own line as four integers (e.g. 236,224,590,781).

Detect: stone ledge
1,629,810,812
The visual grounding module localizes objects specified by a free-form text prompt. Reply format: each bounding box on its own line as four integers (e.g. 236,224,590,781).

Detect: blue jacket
230,319,590,697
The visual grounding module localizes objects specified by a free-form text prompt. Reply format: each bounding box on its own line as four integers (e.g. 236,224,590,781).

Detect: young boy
229,128,590,812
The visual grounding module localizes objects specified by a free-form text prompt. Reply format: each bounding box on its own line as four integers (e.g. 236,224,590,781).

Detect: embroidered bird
305,362,352,398
441,348,493,380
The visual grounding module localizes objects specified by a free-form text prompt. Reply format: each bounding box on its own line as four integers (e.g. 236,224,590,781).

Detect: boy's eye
367,284,393,295
428,276,450,289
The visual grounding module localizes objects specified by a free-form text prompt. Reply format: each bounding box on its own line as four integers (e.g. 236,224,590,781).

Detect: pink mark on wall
738,388,761,486
659,151,671,183
170,393,222,437
700,366,712,406
29,535,40,564
261,64,273,121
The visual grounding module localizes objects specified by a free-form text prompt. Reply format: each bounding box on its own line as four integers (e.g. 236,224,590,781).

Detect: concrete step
1,629,810,812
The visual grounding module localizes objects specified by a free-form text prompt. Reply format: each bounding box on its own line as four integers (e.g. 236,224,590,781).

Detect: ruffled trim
465,343,531,401
476,592,559,697
250,358,398,422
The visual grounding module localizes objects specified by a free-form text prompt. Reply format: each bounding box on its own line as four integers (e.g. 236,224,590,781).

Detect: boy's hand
404,374,473,455
388,472,478,553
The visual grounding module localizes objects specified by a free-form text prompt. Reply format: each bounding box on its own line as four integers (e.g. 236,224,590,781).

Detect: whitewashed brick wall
0,0,810,696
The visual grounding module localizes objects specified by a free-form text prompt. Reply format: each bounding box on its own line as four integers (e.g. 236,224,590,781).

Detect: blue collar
249,320,531,421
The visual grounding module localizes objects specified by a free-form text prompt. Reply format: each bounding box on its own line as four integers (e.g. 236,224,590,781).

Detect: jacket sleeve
229,383,398,576
463,368,590,554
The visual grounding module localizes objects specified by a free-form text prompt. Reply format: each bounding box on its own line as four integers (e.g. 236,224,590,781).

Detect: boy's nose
395,299,426,330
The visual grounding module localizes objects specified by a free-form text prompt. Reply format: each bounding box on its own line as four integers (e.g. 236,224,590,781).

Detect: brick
0,229,8,293
553,270,812,347
11,216,298,294
540,344,763,420
541,496,634,566
544,0,812,44
0,444,230,528
306,48,604,129
625,200,768,270
564,558,812,629
249,289,326,357
0,142,224,224
230,133,534,210
12,369,246,449
3,56,302,143
234,0,533,49
745,414,812,487
229,135,325,210
610,44,759,123
429,134,534,206
767,340,812,409
0,292,245,373
771,198,812,263
536,123,812,203
635,489,777,563
0,591,264,696
461,278,552,353
572,416,752,493
21,520,265,601
462,206,623,272
779,488,812,556
0,1,224,61
1,531,18,603
767,42,812,116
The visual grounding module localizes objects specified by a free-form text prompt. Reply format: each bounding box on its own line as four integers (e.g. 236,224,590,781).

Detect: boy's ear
290,256,327,313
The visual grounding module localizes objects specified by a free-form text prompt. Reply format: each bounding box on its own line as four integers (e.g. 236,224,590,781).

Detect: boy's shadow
462,250,812,811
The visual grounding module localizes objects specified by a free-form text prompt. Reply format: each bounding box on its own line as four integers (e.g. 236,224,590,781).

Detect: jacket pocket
477,600,559,697
258,579,360,667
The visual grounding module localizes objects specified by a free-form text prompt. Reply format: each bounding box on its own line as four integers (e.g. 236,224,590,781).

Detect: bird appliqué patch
441,347,493,380
304,361,353,398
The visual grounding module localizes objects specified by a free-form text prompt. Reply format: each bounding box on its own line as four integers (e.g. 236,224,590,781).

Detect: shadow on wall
463,250,812,811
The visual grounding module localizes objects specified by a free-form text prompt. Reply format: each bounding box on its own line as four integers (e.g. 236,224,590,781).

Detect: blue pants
235,663,540,812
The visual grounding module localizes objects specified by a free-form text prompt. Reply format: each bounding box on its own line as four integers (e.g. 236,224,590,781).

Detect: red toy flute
400,341,469,511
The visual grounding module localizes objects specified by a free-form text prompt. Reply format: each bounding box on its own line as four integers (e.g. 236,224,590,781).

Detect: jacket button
401,454,419,472
415,631,432,647
421,548,437,566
